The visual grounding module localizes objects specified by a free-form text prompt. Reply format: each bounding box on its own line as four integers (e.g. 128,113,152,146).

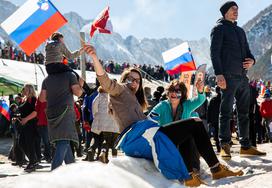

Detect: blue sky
8,0,272,40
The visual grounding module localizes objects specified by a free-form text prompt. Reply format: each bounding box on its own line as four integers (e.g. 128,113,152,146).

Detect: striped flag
90,6,113,37
162,42,196,75
0,100,10,121
0,0,67,56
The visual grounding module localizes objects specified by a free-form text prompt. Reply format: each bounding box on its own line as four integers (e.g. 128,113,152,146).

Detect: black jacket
210,18,255,76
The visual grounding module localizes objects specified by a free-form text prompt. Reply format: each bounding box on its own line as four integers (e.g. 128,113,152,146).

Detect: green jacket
150,92,206,126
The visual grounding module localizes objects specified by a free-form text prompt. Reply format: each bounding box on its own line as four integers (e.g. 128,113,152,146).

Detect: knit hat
220,1,238,17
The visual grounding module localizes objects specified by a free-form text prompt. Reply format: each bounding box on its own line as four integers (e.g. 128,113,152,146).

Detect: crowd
0,40,45,64
1,1,272,187
0,40,170,82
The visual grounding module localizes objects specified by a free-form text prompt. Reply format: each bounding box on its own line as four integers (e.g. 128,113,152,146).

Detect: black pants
19,122,38,165
211,122,220,152
178,138,200,171
46,63,79,78
249,114,257,147
46,63,93,95
14,127,26,163
99,132,119,158
219,75,250,147
159,118,219,172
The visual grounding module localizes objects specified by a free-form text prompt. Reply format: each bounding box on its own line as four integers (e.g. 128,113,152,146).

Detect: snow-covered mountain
244,4,272,60
2,0,272,77
243,4,272,80
58,11,211,67
0,0,211,68
0,0,17,41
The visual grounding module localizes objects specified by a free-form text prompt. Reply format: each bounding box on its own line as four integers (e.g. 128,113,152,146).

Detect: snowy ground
0,137,272,188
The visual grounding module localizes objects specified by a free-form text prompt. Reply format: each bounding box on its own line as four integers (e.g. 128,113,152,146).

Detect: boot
211,164,243,180
98,151,109,164
184,172,207,187
24,163,37,173
83,148,95,161
220,144,231,160
240,146,266,156
76,145,83,157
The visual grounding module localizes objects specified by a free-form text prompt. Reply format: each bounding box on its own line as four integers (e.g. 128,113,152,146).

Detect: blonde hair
22,84,36,98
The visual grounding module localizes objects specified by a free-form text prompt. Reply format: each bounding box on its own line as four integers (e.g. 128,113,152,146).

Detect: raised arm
84,45,124,96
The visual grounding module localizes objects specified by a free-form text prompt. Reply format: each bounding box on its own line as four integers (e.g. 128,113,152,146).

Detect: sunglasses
126,76,141,84
168,88,181,94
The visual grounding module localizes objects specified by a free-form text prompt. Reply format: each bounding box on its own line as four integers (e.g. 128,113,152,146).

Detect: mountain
243,4,272,80
60,12,211,67
0,0,17,41
244,4,272,59
0,0,211,68
248,46,272,80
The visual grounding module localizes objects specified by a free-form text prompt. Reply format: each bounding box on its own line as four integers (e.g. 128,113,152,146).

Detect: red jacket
35,100,48,126
74,103,80,121
260,99,272,118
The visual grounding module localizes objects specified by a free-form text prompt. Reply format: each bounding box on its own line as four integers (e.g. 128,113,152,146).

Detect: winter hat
220,1,238,17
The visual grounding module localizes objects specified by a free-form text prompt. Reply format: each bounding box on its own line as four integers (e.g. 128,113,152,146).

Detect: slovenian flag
0,100,10,121
162,42,196,75
90,6,113,38
0,0,67,56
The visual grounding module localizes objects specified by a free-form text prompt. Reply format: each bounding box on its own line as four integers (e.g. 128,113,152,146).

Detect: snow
0,144,272,188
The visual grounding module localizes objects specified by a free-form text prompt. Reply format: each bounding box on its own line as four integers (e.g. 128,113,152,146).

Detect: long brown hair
120,68,148,111
166,79,188,103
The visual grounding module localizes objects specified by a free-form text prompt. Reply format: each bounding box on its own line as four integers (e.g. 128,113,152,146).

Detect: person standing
35,98,51,162
210,1,266,160
39,72,83,170
260,92,272,142
18,84,39,172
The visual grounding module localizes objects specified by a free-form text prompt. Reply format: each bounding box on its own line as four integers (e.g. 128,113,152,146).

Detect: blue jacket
150,92,206,126
82,91,98,122
119,119,189,180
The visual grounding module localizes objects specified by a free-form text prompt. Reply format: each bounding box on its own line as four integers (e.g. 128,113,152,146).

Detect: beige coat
97,73,147,132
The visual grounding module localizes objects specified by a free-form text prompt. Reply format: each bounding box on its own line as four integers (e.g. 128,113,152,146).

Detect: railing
137,68,168,87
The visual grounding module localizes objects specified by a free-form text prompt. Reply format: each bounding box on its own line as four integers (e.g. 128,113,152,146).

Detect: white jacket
91,92,120,135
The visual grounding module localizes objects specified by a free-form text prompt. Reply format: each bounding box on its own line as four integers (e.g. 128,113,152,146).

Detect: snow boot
184,172,207,187
240,146,266,156
211,164,243,180
220,144,231,160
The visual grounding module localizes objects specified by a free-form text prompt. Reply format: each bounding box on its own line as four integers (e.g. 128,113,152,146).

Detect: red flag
90,6,113,37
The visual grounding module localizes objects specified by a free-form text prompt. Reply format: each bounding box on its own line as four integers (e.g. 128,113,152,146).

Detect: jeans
51,140,75,170
219,74,250,147
37,126,51,159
